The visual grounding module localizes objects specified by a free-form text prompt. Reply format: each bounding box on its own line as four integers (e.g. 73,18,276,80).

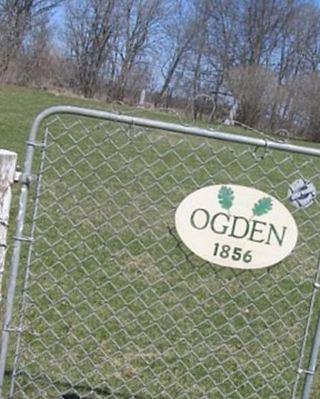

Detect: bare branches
2,0,320,138
0,0,64,79
65,0,116,97
112,0,165,100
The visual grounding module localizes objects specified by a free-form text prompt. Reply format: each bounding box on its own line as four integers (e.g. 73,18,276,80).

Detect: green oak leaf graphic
252,197,273,217
218,186,234,211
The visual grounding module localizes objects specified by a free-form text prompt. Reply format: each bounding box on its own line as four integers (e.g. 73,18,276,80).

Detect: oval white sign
175,185,298,269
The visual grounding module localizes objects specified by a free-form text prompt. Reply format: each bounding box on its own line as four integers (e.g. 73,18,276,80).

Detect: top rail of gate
25,106,320,160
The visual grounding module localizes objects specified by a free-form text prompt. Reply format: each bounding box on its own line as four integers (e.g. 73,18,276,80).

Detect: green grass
1,86,320,398
2,84,309,159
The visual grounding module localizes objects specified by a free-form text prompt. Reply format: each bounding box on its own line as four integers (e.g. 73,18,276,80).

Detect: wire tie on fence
26,140,46,149
0,242,7,249
128,118,136,140
253,139,270,161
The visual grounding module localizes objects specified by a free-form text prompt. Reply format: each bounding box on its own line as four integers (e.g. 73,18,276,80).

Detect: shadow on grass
5,369,148,399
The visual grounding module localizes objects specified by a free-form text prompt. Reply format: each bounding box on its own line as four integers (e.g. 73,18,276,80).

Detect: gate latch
288,178,316,209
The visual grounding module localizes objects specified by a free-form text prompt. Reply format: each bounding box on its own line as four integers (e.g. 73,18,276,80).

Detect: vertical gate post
302,313,320,399
0,150,17,305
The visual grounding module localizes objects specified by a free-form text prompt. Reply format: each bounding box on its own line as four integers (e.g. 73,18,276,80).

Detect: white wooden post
0,150,17,304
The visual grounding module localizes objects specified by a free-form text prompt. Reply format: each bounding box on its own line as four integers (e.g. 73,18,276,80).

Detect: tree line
1,0,320,139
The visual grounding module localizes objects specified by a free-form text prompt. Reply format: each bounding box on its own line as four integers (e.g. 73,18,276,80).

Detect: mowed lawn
1,86,320,398
0,85,249,159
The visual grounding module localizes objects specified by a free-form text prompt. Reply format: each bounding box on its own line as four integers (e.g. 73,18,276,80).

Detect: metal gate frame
1,106,320,398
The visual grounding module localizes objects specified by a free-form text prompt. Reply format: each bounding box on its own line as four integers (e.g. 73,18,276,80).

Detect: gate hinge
298,368,315,375
14,172,33,186
26,140,46,149
13,235,34,243
4,326,24,333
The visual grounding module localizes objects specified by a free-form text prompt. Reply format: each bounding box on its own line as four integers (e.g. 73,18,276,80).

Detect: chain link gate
1,106,320,398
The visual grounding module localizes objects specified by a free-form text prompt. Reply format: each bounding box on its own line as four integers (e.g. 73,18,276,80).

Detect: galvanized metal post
302,313,320,399
0,150,17,304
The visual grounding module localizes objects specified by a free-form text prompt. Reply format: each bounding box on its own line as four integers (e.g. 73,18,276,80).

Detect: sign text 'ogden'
175,185,298,269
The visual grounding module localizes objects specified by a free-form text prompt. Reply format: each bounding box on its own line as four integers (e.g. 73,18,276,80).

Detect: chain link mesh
3,113,320,398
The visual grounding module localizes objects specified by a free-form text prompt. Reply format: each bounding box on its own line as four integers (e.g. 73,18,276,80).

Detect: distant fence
1,107,320,398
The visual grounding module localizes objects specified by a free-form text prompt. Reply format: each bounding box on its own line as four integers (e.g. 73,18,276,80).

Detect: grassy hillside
1,85,320,399
3,84,312,160
0,85,250,159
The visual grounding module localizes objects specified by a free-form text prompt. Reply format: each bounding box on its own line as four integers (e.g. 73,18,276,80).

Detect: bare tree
276,2,320,84
263,2,320,131
288,73,320,139
17,15,55,87
65,0,116,97
0,0,63,79
239,0,292,65
155,0,197,106
1,0,320,140
205,0,240,111
228,65,277,127
188,0,211,119
112,0,164,100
